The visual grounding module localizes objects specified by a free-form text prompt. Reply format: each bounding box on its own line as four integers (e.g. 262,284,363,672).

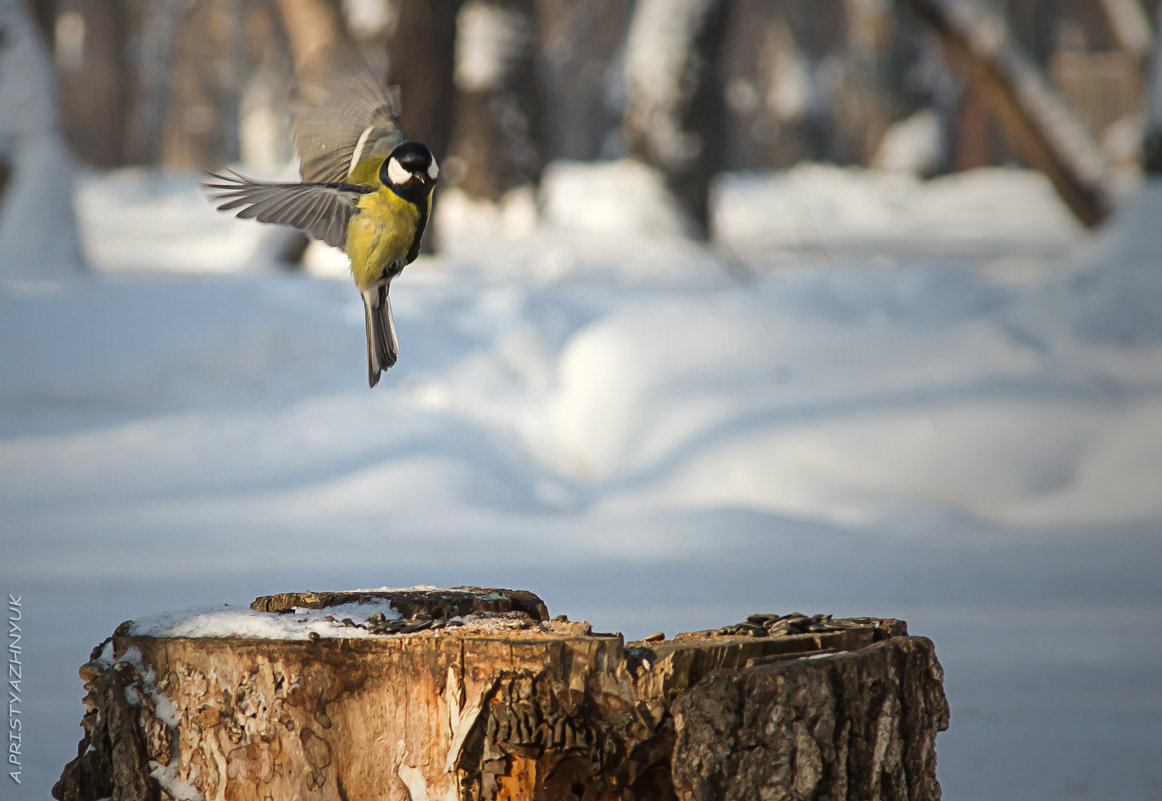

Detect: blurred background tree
10,0,1162,236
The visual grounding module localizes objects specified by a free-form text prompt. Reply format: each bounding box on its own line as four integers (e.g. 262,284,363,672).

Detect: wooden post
53,588,948,801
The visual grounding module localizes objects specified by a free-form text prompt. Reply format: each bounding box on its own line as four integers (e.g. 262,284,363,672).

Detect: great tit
203,48,439,387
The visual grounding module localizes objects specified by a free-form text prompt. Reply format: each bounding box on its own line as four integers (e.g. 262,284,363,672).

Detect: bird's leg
381,257,407,281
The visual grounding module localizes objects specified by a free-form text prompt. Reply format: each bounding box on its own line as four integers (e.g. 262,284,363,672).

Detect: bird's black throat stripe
407,192,430,264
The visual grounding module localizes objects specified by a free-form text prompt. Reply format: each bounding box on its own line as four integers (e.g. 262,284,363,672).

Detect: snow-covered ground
2,163,1161,800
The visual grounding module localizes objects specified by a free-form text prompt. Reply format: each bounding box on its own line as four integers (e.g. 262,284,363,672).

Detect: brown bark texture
672,636,948,801
54,588,948,801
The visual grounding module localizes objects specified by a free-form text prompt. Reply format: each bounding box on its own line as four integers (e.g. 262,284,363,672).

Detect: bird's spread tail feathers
362,284,399,388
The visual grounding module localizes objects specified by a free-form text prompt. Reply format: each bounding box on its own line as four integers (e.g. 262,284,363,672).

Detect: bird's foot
380,258,406,281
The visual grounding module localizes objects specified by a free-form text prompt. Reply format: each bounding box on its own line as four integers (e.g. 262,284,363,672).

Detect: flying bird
203,48,438,387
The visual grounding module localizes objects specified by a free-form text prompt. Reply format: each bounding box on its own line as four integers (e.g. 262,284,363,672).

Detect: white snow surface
128,601,402,640
713,164,1078,251
2,162,1161,801
125,586,521,640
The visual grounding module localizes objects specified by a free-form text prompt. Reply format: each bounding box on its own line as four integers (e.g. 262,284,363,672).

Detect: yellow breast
346,188,421,289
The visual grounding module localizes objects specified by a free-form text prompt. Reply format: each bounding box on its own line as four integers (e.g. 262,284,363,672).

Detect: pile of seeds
329,612,465,635
716,613,858,638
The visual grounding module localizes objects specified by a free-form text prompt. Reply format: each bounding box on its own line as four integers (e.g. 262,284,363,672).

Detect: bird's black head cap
382,142,438,200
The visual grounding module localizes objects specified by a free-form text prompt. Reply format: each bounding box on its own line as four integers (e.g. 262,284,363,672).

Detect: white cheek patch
387,156,410,186
427,157,439,182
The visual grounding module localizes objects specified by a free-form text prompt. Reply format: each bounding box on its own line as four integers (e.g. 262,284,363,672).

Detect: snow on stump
53,587,948,801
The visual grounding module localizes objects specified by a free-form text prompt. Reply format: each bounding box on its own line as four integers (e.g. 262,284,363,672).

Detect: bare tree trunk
387,0,460,152
127,0,178,165
156,0,251,169
220,0,246,164
53,589,949,801
1145,6,1162,174
623,0,730,238
950,85,997,170
534,0,632,162
386,0,461,252
275,0,349,69
448,0,543,202
235,0,351,268
898,0,1114,228
52,0,131,166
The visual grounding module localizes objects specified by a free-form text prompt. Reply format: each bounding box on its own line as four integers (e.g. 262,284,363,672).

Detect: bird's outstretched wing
202,170,371,249
290,47,406,185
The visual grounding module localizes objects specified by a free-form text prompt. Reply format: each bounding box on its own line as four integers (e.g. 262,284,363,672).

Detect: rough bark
54,590,947,801
898,0,1113,228
53,641,160,801
672,636,947,801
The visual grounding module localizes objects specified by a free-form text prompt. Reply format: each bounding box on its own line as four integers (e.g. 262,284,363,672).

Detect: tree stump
53,587,948,801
